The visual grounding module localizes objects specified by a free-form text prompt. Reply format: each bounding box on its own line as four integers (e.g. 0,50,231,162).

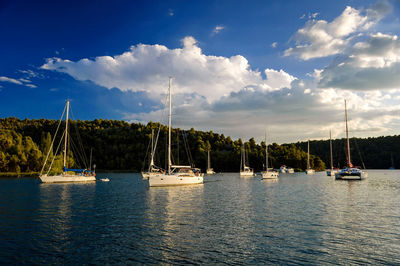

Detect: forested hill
0,117,325,173
292,135,400,170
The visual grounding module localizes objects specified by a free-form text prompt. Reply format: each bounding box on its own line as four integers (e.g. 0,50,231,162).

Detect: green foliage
0,117,330,172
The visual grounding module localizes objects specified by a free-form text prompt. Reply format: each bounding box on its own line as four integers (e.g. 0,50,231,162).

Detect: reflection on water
0,171,399,264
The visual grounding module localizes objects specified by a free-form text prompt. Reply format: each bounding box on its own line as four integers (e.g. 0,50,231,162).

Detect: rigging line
69,107,89,167
353,138,366,169
40,104,66,176
146,90,169,170
46,129,66,175
69,137,87,168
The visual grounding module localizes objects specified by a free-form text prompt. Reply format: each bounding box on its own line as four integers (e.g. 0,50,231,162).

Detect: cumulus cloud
126,77,400,143
271,42,278,48
41,36,294,102
285,1,392,60
318,32,400,90
40,35,400,143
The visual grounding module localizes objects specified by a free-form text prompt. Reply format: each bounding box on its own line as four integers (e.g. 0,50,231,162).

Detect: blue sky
1,0,400,142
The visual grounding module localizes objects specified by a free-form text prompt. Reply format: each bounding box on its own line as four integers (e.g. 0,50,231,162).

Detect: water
0,171,399,264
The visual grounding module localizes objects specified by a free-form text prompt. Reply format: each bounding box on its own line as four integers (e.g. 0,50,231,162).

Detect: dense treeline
293,135,400,169
0,117,326,173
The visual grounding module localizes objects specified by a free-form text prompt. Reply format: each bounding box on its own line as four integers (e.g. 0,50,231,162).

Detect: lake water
0,171,399,264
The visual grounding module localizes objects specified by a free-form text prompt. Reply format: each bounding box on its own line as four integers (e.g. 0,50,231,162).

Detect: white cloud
41,36,294,103
126,77,400,143
40,35,400,143
0,76,23,85
271,42,278,48
0,75,38,88
285,1,392,60
212,25,225,35
25,84,37,88
168,9,174,16
318,32,400,90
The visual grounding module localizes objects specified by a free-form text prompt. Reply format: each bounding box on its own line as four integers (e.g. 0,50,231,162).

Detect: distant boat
279,165,288,173
148,78,203,187
39,100,96,183
287,168,295,174
261,129,278,179
326,130,338,176
305,140,315,175
335,100,367,180
141,129,164,179
206,148,215,175
240,142,254,177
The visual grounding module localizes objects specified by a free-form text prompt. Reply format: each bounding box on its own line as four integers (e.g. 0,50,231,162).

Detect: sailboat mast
307,140,310,169
63,100,70,169
150,129,154,168
265,129,269,172
208,148,211,170
345,100,351,167
89,148,93,171
330,130,333,170
168,77,172,174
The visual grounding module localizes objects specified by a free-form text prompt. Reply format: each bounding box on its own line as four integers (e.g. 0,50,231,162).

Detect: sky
1,0,400,143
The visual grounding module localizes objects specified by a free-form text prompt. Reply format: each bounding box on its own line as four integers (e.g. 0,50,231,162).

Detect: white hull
287,168,294,174
240,171,254,177
149,174,203,187
206,169,215,175
305,169,315,175
261,171,278,179
40,174,96,183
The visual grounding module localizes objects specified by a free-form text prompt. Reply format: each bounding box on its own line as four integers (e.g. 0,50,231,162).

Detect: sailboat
240,143,254,177
39,100,96,183
261,129,278,179
326,130,338,176
148,78,204,187
335,100,367,180
305,140,315,175
206,148,215,175
141,129,164,179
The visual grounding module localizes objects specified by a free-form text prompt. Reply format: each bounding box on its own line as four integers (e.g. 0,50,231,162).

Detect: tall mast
150,128,154,168
265,129,269,172
208,148,211,170
240,143,244,171
330,130,333,170
63,100,70,170
89,148,93,171
168,77,172,174
345,100,351,167
307,140,310,169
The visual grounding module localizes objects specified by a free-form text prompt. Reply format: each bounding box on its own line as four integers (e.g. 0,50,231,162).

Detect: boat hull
335,169,367,180
149,174,203,187
287,168,294,174
40,175,96,183
305,169,315,175
206,169,215,175
261,171,279,179
240,171,254,177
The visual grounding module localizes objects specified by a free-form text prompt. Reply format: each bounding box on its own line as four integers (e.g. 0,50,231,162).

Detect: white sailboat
148,78,204,187
335,100,367,180
141,129,164,179
206,148,215,175
326,130,338,176
39,100,96,183
261,129,278,179
305,140,315,175
240,142,254,177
